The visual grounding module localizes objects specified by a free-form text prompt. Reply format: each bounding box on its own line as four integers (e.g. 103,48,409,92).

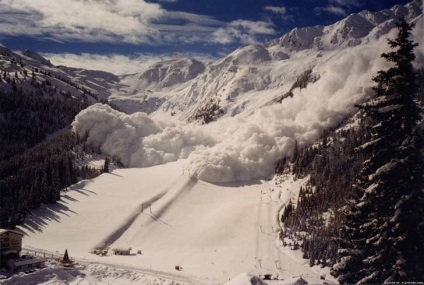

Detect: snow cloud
72,104,216,168
72,33,418,183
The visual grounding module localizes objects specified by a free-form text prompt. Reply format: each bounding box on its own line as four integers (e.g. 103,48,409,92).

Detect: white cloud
0,0,282,46
212,20,276,45
232,20,275,35
264,6,287,15
329,0,363,8
43,52,216,75
43,53,159,75
315,5,347,16
0,0,163,43
0,0,221,45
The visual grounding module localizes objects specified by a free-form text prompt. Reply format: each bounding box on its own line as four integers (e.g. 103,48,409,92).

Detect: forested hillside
0,89,100,228
276,18,424,284
0,89,90,160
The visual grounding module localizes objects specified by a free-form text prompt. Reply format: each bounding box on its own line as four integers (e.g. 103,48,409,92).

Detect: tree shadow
106,172,123,178
20,191,87,235
208,179,263,187
61,194,79,203
71,188,97,196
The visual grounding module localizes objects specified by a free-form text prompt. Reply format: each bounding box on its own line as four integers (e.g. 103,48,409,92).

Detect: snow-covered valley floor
10,160,331,285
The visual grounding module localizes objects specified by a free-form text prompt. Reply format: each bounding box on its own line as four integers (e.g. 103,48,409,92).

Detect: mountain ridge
106,0,423,124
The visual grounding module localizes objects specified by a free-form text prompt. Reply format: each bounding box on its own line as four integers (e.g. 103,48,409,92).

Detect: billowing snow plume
73,104,215,167
73,34,414,183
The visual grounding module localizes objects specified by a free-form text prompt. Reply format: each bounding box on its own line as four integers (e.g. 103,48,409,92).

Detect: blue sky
0,0,413,73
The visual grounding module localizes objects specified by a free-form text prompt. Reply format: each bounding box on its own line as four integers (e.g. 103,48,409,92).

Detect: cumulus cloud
264,6,287,15
315,0,363,17
329,0,363,8
315,5,347,16
0,0,282,46
212,20,276,44
0,0,220,45
72,32,418,183
43,52,216,75
0,0,162,43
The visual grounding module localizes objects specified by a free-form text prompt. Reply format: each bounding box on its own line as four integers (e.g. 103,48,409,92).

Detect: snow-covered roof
7,257,47,267
0,229,24,236
0,249,18,255
112,248,131,252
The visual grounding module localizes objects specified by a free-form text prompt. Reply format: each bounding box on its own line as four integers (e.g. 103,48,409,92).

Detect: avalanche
73,33,400,183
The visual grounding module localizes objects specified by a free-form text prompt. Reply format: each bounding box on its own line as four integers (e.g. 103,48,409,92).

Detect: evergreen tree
62,249,70,263
333,17,424,283
103,157,110,173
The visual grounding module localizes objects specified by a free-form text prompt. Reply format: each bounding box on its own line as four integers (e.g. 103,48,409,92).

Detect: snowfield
15,161,331,284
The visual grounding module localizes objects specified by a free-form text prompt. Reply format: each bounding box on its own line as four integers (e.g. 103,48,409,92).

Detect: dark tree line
334,18,424,283
276,18,424,283
0,89,90,161
278,125,369,267
0,132,99,228
0,88,100,228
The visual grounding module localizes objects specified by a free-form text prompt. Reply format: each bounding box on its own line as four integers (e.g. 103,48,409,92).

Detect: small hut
111,247,131,255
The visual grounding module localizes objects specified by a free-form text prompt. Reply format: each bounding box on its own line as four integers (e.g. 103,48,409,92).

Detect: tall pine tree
333,17,424,283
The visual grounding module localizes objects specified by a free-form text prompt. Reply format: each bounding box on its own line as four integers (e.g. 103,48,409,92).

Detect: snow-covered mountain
1,0,422,124
69,0,424,184
268,0,422,51
0,45,118,102
106,0,423,124
1,0,422,184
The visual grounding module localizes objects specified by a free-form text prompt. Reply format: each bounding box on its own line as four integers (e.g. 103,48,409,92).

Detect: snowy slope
17,161,330,284
110,58,206,115
0,45,118,102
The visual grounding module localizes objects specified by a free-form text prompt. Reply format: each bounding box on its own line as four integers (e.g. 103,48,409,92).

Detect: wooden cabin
111,247,131,255
0,229,23,259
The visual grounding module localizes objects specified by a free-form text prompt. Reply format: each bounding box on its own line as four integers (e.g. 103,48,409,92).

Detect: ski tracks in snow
253,182,322,283
91,175,197,253
254,183,280,275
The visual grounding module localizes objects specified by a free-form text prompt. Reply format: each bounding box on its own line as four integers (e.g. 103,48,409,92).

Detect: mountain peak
133,57,206,90
268,0,422,52
21,49,53,67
